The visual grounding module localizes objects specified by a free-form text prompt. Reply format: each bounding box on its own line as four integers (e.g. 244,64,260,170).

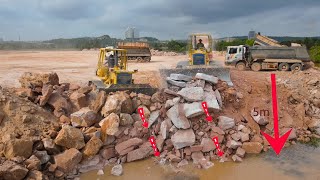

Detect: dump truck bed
250,46,311,62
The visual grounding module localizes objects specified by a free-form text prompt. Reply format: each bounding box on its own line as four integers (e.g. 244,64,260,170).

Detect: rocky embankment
0,71,319,180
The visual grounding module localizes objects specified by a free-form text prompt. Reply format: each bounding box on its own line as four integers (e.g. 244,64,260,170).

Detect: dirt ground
0,50,188,88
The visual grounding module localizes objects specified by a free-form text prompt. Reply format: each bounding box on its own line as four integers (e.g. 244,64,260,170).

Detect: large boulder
71,107,97,127
191,151,214,169
4,138,33,159
54,148,82,173
218,116,235,130
167,104,190,129
148,110,160,128
177,87,204,102
47,92,71,114
201,138,216,152
70,92,87,110
0,160,29,180
204,92,220,110
171,129,195,149
101,92,133,117
183,102,203,118
127,146,153,162
91,91,107,113
115,138,143,156
100,113,120,141
42,138,60,155
19,72,59,88
119,113,134,126
195,73,218,84
242,142,263,154
39,84,53,106
54,125,85,149
82,136,103,158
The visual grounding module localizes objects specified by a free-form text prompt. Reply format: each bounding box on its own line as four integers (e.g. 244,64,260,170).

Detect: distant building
248,31,256,39
125,27,139,40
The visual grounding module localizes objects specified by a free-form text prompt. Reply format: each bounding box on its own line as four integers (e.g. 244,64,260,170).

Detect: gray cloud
0,0,319,41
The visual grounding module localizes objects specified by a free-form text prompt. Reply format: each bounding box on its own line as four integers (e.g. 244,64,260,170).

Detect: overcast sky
0,0,319,41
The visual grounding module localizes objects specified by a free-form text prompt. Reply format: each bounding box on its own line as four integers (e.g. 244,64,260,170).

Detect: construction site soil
0,50,319,180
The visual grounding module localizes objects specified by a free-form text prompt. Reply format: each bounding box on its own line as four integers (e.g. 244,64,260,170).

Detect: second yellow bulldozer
89,48,156,95
164,33,233,86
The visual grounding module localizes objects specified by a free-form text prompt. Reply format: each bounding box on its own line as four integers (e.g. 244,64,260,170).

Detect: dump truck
254,34,283,47
117,42,151,62
225,45,311,71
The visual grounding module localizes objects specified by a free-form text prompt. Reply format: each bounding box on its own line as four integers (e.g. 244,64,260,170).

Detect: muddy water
80,144,320,180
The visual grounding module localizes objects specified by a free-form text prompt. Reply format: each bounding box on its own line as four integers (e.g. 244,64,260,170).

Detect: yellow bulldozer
162,33,233,86
89,48,156,95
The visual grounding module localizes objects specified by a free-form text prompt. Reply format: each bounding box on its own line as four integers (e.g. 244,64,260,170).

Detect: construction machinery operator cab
188,34,213,66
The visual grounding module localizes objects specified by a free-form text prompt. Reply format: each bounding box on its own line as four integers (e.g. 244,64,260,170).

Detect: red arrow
201,102,213,122
261,74,292,155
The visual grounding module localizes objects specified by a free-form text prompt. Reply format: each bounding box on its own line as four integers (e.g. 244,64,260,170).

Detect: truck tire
236,62,246,71
290,63,302,71
278,63,289,71
136,57,143,62
251,62,261,71
144,57,151,62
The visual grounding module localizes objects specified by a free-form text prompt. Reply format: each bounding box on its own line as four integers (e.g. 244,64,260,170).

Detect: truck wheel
278,63,289,71
136,57,143,62
144,57,151,62
290,63,302,71
236,62,246,71
251,62,261,71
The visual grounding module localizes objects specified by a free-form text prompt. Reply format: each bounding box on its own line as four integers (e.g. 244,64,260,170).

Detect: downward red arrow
261,74,292,155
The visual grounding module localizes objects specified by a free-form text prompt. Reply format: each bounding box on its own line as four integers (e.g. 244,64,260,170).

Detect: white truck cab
225,45,247,65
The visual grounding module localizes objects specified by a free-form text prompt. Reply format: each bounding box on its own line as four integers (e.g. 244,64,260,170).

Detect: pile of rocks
279,69,320,139
150,49,183,56
0,71,318,179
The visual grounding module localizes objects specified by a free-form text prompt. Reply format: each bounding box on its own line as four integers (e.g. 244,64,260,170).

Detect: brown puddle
80,144,320,180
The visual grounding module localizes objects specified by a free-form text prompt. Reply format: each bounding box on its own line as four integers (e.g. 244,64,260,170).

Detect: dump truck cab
225,45,250,66
187,33,213,66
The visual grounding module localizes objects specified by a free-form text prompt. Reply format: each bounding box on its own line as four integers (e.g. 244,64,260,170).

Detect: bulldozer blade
160,64,233,87
89,80,157,96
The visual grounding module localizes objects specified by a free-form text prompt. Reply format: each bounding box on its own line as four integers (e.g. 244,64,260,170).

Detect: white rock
170,74,192,82
167,104,190,129
195,73,219,84
111,164,123,176
183,102,203,118
177,87,204,102
218,116,235,130
171,129,195,149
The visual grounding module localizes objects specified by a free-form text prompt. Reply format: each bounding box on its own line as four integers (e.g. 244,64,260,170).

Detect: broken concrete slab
195,73,219,84
177,87,204,102
166,78,186,88
167,104,190,129
171,129,195,149
170,74,192,82
183,102,203,118
218,116,235,130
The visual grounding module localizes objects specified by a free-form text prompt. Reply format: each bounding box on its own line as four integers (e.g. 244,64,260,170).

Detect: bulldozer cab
187,33,213,66
91,48,156,95
99,48,128,71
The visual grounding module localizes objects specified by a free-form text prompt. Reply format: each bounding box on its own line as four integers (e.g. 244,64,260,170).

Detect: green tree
310,46,320,63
